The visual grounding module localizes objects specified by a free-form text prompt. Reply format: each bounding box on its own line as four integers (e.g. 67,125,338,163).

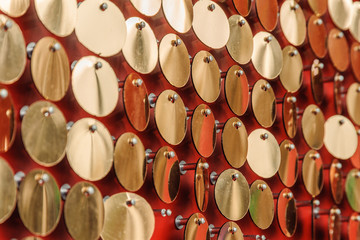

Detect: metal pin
180,161,209,175
260,133,268,140
128,137,138,146
154,208,172,217
336,32,344,38
310,153,320,159
339,119,345,125
257,183,267,191
314,19,323,25
215,120,224,133
100,3,108,10
334,74,344,82
136,21,146,30
235,69,244,77
296,199,320,207
103,195,110,202
148,93,157,108
175,215,188,229
95,61,102,70
36,173,49,186
351,216,360,221
132,78,143,87
66,121,74,131
210,171,218,185
26,42,36,59
50,42,61,52
19,105,29,119
60,184,71,201
145,149,156,163
126,199,136,207
208,3,216,11
43,106,54,117
208,224,220,237
71,60,78,71
353,171,360,178
195,217,206,225
289,49,299,57
233,121,242,129
168,94,178,103
14,171,25,188
283,192,293,199
201,109,212,116
261,83,271,91
89,124,97,132
311,107,320,114
238,19,246,26
290,4,299,10
204,55,214,63
286,143,295,151
232,173,239,181
172,39,182,46
82,186,95,197
0,89,8,99
264,35,273,43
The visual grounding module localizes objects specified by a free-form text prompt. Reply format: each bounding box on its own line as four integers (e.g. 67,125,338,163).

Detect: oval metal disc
351,43,360,81
222,117,248,169
0,157,16,224
328,0,352,30
280,46,303,93
347,83,360,125
214,169,250,221
328,206,341,240
308,0,327,16
72,56,119,117
302,150,324,197
153,146,180,203
247,129,280,178
192,0,230,49
226,15,253,65
0,0,29,17
255,0,278,31
159,34,190,88
191,51,220,103
282,93,297,139
191,104,216,158
330,159,344,205
123,17,158,74
114,133,146,192
0,14,26,84
277,188,297,237
278,140,298,188
252,79,276,128
333,74,344,114
218,221,243,240
184,212,210,240
310,59,324,104
345,169,360,212
307,15,327,59
0,89,15,153
328,28,350,72
75,0,126,57
350,2,360,42
18,169,61,236
252,32,283,80
195,158,209,212
130,0,161,16
301,104,325,150
66,118,113,181
31,37,70,101
101,192,155,240
162,0,193,33
233,0,251,17
34,0,77,37
21,101,67,166
154,90,186,145
249,180,274,230
348,212,360,240
324,115,358,160
64,182,104,240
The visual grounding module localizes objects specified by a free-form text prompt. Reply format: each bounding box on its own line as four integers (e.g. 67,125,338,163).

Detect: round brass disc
192,0,230,49
218,221,243,240
226,15,253,65
114,133,146,192
123,17,158,74
154,90,186,145
75,0,126,57
310,59,324,104
162,0,193,33
18,169,61,236
307,15,327,59
350,2,360,43
351,43,360,81
233,0,251,17
301,104,325,150
280,46,303,93
252,79,276,128
130,0,161,16
224,65,249,116
184,213,210,240
34,0,77,37
328,28,350,72
21,101,67,167
31,37,70,101
277,188,297,237
191,51,220,103
329,206,341,240
348,212,360,240
72,56,118,117
249,180,274,230
159,34,190,88
195,158,209,212
0,89,15,153
153,146,180,203
302,150,324,197
214,169,250,221
278,140,299,187
64,182,104,240
66,118,113,181
345,169,360,212
333,74,343,114
101,192,155,240
328,0,352,30
255,0,278,31
0,14,26,84
308,0,327,16
191,104,216,158
0,157,16,224
252,32,283,80
330,159,344,205
0,0,29,17
324,115,358,160
347,83,360,125
222,117,248,168
282,93,297,138
247,129,280,178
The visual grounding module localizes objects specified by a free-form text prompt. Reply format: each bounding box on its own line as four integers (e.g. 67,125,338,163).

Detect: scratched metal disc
279,46,303,93
302,150,324,197
0,157,16,224
184,212,210,240
0,0,30,17
328,0,353,30
350,2,360,43
217,221,244,240
301,104,325,150
162,0,193,33
278,139,299,188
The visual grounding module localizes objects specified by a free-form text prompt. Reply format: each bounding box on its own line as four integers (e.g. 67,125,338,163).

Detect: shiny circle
162,0,193,33
130,0,161,16
351,43,360,81
255,0,278,31
252,79,276,128
348,212,360,240
282,93,297,139
307,15,327,59
195,158,209,212
218,221,243,240
301,104,325,150
280,46,303,93
302,150,324,197
351,126,360,169
277,188,297,237
328,28,350,72
308,0,327,16
328,0,353,30
330,159,344,205
310,59,324,104
347,82,360,125
0,157,16,224
345,169,360,212
233,0,251,17
0,89,15,153
278,140,299,188
350,2,360,43
0,0,30,17
184,213,210,240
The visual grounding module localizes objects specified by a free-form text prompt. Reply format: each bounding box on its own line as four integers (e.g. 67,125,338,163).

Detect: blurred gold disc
252,79,276,128
328,28,350,72
348,212,360,240
301,104,324,150
278,140,298,188
333,74,344,114
282,93,297,139
162,0,193,33
184,213,210,240
351,126,360,169
0,0,29,17
218,221,243,240
345,169,360,212
350,2,360,43
130,0,161,16
310,59,324,104
280,46,303,93
233,0,251,17
308,0,327,16
329,206,341,240
21,101,67,167
347,82,360,125
307,15,327,59
195,158,209,212
255,0,278,31
277,188,297,237
0,88,15,153
330,159,344,205
302,150,323,197
351,43,360,81
0,157,16,224
328,0,352,30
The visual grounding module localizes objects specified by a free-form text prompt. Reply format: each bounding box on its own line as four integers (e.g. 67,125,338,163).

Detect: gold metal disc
114,132,146,192
64,182,104,240
277,188,297,237
130,0,161,16
350,2,360,43
324,115,358,160
0,0,29,17
218,221,243,240
214,169,250,221
252,32,283,80
334,74,343,114
0,14,26,84
21,101,67,167
255,0,278,31
66,118,113,181
34,0,77,37
233,0,251,17
282,93,297,138
310,59,324,104
153,146,180,203
154,90,186,145
224,65,249,116
101,192,155,240
252,79,276,128
162,0,193,33
308,0,327,16
345,169,360,212
330,159,344,205
0,157,16,224
192,0,230,49
351,127,360,169
123,17,158,74
191,51,221,103
184,213,210,240
280,46,303,93
351,43,360,81
0,88,15,153
72,56,119,117
307,15,327,59
301,104,325,150
31,37,70,101
328,0,352,30
302,150,324,197
278,140,298,187
18,169,61,236
328,28,350,72
347,83,360,125
75,0,126,57
328,206,341,240
247,129,280,178
226,15,253,65
348,212,360,240
195,158,209,212
159,34,190,88
249,180,274,230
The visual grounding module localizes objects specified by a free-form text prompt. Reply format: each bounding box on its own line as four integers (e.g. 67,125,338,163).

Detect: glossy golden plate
233,0,251,17
351,126,360,169
195,158,209,212
282,93,297,138
328,206,341,240
252,79,276,128
310,59,324,104
348,212,360,240
350,2,360,42
162,0,193,33
278,140,298,187
351,43,360,81
184,212,210,240
347,83,360,125
333,74,343,114
330,159,344,205
328,28,349,72
277,188,297,237
0,89,15,153
0,0,29,17
218,221,243,240
307,15,327,59
308,0,327,16
345,169,360,212
130,0,161,16
328,0,352,30
280,46,303,93
301,104,324,150
255,0,278,31
0,157,16,224
302,150,323,197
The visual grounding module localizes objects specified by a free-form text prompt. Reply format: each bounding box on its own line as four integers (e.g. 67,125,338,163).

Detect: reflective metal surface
347,82,360,125
277,188,297,237
333,74,343,114
350,2,360,43
345,169,360,212
328,28,349,72
329,159,344,205
351,126,360,169
233,0,251,17
0,157,16,224
255,0,278,31
218,221,243,240
280,46,303,93
348,212,360,240
308,0,327,16
0,0,29,17
328,0,352,30
252,79,276,128
130,0,161,16
310,59,324,104
351,43,360,81
278,140,298,188
195,158,209,212
0,89,15,153
328,206,341,240
162,0,193,33
282,93,297,138
302,150,324,197
301,104,325,150
307,15,327,59
184,213,210,240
